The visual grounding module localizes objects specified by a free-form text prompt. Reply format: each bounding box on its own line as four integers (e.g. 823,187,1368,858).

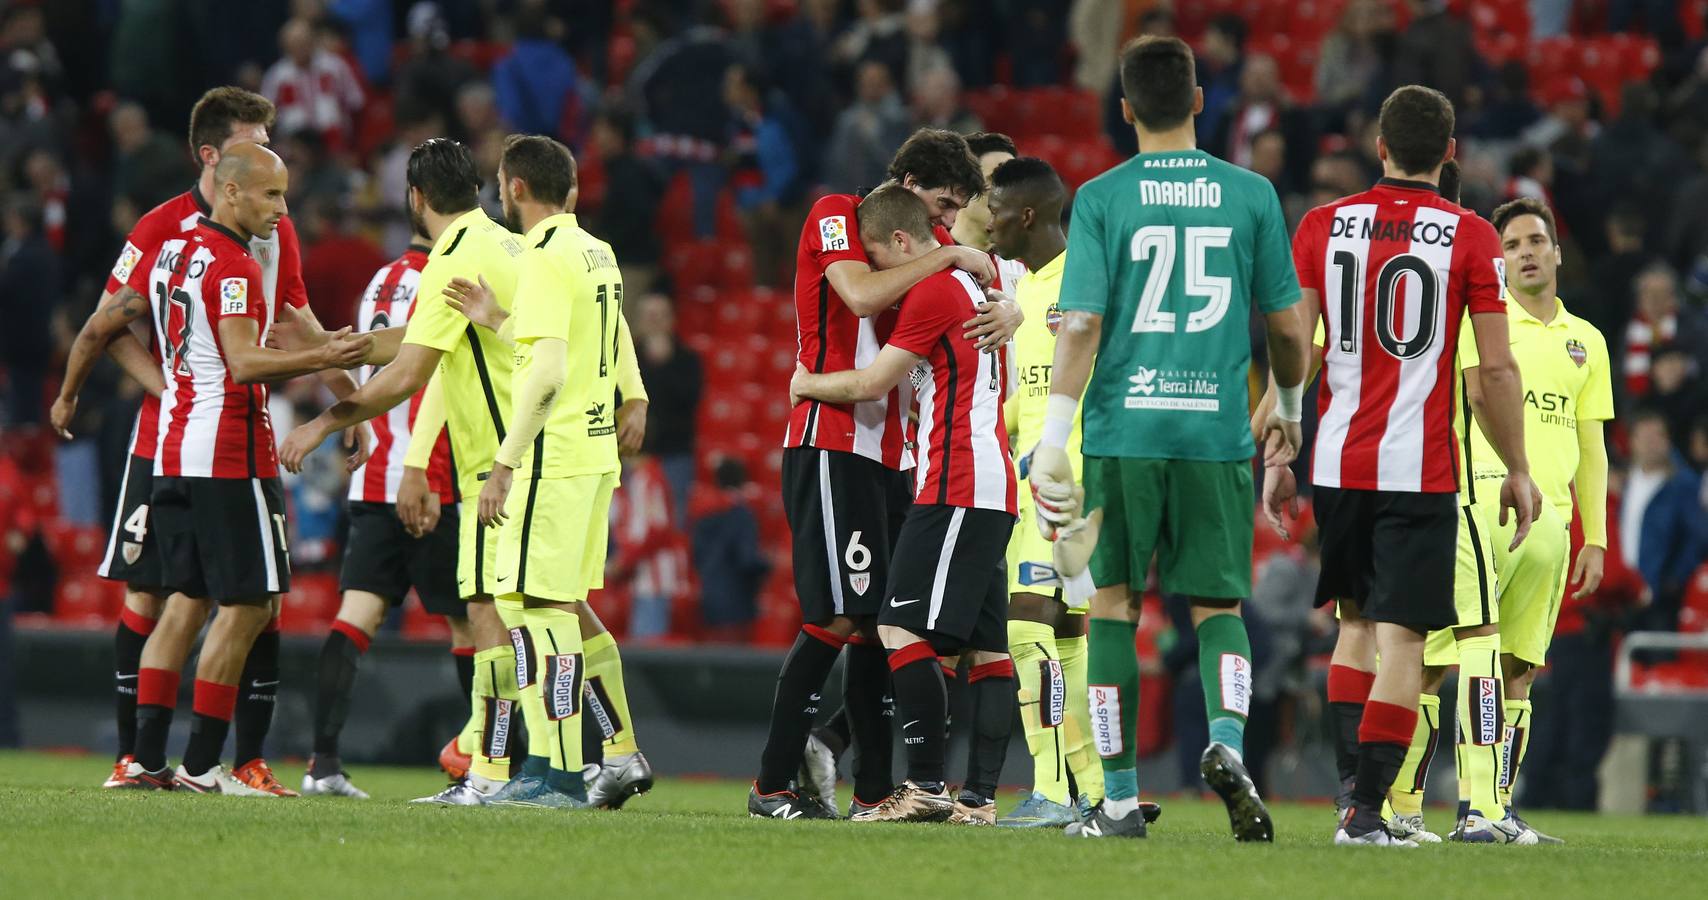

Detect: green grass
1,750,1704,898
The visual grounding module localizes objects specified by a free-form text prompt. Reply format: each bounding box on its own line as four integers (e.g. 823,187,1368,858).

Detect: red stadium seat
401,598,452,641
54,574,120,627
281,573,341,634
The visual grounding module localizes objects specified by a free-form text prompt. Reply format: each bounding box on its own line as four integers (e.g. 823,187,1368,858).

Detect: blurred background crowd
3,0,1708,809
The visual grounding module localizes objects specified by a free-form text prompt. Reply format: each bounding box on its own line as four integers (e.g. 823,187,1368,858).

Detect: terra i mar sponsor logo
1125,366,1220,412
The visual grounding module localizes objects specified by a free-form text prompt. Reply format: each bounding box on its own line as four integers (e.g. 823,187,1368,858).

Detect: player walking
120,144,372,791
790,184,1017,824
1264,85,1540,846
1028,36,1313,841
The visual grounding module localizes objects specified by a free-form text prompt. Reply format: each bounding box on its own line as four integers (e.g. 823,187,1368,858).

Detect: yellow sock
1455,634,1504,816
525,606,585,780
582,630,638,754
1389,693,1441,817
1501,698,1532,808
1056,632,1103,804
470,646,515,782
459,651,490,759
1010,620,1069,804
496,600,549,765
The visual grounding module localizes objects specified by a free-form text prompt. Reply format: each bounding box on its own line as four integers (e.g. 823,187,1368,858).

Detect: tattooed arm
51,285,159,439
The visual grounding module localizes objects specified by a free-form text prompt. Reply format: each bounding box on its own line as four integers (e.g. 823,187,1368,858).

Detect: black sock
889,644,947,789
453,649,474,702
134,705,173,772
757,626,845,794
233,627,279,769
844,642,894,802
181,713,232,777
819,704,851,756
1330,701,1365,785
313,627,367,766
1349,740,1407,831
114,619,150,759
964,661,1015,800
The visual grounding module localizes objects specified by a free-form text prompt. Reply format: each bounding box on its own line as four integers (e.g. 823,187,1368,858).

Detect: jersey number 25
1129,226,1232,334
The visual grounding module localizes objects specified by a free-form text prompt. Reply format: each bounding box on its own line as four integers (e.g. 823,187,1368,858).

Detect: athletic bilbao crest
1566,338,1587,367
849,572,870,596
1046,302,1062,336
122,541,141,565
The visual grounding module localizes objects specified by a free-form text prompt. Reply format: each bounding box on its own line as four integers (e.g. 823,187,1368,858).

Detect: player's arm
106,329,167,399
443,275,517,344
479,336,568,528
614,312,649,455
824,244,995,318
1253,187,1313,465
279,342,443,473
397,371,447,537
51,284,153,438
790,345,922,404
219,315,371,384
1571,418,1609,597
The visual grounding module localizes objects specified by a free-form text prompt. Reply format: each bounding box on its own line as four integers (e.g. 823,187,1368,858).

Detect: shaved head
214,141,284,189
212,142,289,240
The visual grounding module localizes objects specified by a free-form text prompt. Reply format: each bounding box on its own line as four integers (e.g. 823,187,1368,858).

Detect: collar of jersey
190,183,211,215
1032,250,1066,282
1503,291,1570,329
525,212,578,244
1375,177,1440,194
436,207,493,253
197,216,250,252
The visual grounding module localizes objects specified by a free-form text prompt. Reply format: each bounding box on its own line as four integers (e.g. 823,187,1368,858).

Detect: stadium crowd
2,0,1708,810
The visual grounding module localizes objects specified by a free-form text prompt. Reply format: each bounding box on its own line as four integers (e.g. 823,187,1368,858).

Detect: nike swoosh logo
250,680,280,688
903,719,920,729
889,598,922,608
115,673,137,680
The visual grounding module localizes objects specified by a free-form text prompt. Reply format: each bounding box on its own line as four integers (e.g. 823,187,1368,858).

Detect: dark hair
596,104,636,145
1120,36,1197,130
1378,85,1455,175
858,182,934,244
1629,406,1669,432
188,87,276,156
714,458,749,490
1437,158,1462,204
500,134,576,206
1207,14,1248,49
1508,146,1547,178
965,132,1017,159
407,138,480,214
990,156,1065,206
887,128,984,200
1491,196,1558,245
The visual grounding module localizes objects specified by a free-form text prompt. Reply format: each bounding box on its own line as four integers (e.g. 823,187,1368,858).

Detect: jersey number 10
1331,250,1442,360
1129,226,1232,334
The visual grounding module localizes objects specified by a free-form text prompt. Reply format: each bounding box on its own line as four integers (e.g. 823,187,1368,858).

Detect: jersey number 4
1129,226,1232,334
1331,250,1441,360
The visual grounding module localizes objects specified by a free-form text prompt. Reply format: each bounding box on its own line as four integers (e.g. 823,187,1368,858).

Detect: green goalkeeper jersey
1059,149,1299,461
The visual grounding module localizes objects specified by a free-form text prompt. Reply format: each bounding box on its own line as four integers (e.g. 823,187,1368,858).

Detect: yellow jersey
1006,250,1082,475
401,207,524,488
1456,293,1614,517
509,212,624,478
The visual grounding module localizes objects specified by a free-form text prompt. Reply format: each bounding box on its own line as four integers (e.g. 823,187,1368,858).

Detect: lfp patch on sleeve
819,215,849,252
111,242,142,283
220,278,249,315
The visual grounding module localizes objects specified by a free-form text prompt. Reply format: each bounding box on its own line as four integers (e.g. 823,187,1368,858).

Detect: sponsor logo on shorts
1473,676,1503,746
544,653,582,721
1042,659,1065,728
1090,684,1122,757
1220,653,1252,717
819,216,849,252
1018,560,1060,587
509,627,532,688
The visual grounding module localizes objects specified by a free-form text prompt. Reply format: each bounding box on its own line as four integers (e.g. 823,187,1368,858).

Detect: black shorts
338,501,462,616
1313,486,1458,631
152,476,291,604
880,505,1015,653
782,447,913,622
98,454,165,589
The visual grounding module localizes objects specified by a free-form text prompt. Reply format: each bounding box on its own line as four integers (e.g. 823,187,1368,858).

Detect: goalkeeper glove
1028,443,1079,540
1051,507,1102,579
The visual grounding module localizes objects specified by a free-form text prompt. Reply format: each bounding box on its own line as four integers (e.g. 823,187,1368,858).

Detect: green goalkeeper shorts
1083,457,1253,600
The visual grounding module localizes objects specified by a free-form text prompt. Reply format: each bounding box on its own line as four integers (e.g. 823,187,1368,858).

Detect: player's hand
1498,471,1541,551
444,275,505,332
789,362,809,408
1261,464,1300,540
272,302,329,350
1051,508,1103,577
1571,544,1606,600
478,465,513,528
1259,410,1303,467
343,422,371,473
963,289,1022,351
318,327,373,370
616,399,648,455
396,466,440,537
1028,443,1079,539
49,394,76,440
945,244,996,287
279,419,329,474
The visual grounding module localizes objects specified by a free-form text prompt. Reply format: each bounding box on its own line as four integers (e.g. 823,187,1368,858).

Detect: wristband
1040,393,1077,450
1275,382,1304,422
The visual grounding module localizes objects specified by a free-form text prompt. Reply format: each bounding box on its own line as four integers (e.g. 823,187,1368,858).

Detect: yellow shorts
1422,502,1499,667
1485,496,1571,666
1006,489,1087,614
494,471,617,604
457,478,502,599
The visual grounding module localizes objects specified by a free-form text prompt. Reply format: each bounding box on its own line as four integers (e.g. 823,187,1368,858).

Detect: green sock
469,646,515,782
1194,613,1251,757
1009,620,1069,804
1087,617,1140,798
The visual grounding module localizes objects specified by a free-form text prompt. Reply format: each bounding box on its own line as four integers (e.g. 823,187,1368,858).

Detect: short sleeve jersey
509,213,625,479
1457,294,1614,515
1293,179,1507,493
401,208,524,490
1059,150,1300,461
886,269,1016,513
784,193,911,470
1009,251,1081,473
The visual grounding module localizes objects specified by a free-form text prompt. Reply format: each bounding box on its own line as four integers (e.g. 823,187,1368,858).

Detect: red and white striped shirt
142,219,284,479
1293,179,1507,493
347,247,456,503
784,193,912,470
107,187,307,461
259,50,365,151
609,458,690,601
888,269,1016,513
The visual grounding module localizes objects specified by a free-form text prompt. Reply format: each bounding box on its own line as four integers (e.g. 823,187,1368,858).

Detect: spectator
830,0,909,89
692,459,770,643
1391,0,1481,109
1248,128,1288,195
588,107,665,294
1580,205,1651,344
631,294,703,524
727,0,835,178
0,195,56,426
1588,84,1693,253
1662,138,1708,274
1469,60,1543,141
1647,346,1705,451
1194,14,1247,148
1621,410,1708,631
298,197,386,332
609,453,691,642
1005,0,1068,88
936,0,999,89
453,81,501,142
1068,0,1125,94
109,102,183,213
260,17,365,152
327,0,393,85
723,63,802,289
630,18,735,238
825,60,911,193
392,2,478,133
911,64,981,135
1623,264,1708,398
1312,0,1394,122
280,128,359,212
490,7,581,141
21,149,66,252
903,1,953,95
1210,54,1310,183
1505,145,1554,205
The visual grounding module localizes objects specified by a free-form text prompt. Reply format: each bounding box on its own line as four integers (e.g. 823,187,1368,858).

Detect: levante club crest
1566,338,1587,367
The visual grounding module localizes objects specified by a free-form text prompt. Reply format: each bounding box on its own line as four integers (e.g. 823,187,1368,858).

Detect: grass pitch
1,750,1703,898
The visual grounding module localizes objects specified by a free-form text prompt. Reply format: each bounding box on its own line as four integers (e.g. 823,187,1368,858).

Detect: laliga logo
1129,367,1158,396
